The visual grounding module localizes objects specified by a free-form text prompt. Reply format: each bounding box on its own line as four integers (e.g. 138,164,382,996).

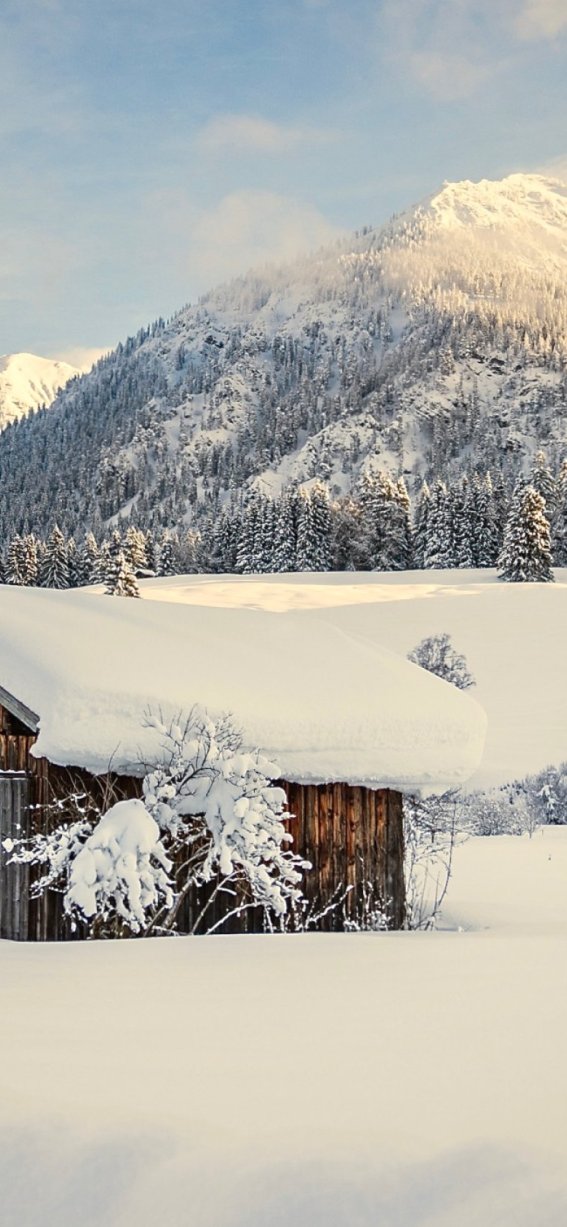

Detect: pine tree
310,481,332,571
20,534,39,586
123,526,148,574
272,491,297,573
5,535,25,585
552,459,567,566
413,482,430,569
296,491,318,571
423,481,449,569
39,525,69,589
157,535,176,577
451,477,475,568
79,532,102,585
105,551,140,597
530,450,556,514
498,485,554,583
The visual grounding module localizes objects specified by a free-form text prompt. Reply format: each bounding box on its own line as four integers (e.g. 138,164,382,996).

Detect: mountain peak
419,171,567,235
0,352,79,427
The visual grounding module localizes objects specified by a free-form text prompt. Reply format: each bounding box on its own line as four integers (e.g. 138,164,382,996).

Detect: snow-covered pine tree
330,495,362,571
5,534,25,585
412,481,430,569
20,534,39,586
471,473,500,567
451,476,475,568
498,484,554,583
66,537,80,588
78,532,102,585
552,459,567,565
157,534,176,577
105,550,140,597
123,526,148,575
423,480,450,570
38,525,69,589
310,481,332,571
296,490,318,571
530,450,556,514
273,490,297,572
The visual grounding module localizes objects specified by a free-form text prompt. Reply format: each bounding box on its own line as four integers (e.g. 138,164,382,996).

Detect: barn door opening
0,773,30,940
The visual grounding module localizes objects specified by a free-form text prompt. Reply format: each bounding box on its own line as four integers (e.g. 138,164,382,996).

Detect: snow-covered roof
0,585,486,791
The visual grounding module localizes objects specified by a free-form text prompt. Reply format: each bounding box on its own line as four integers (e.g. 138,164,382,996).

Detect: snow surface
0,583,485,790
0,352,78,427
139,568,567,790
1,828,567,1226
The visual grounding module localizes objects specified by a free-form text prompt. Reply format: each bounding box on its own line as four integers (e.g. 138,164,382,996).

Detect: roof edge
0,685,39,733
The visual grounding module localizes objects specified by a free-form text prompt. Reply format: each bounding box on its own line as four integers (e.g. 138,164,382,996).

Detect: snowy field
1,829,567,1226
140,567,567,789
2,568,566,1224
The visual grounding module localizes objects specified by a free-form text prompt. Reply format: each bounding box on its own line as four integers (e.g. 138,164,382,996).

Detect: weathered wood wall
283,782,405,930
0,702,406,938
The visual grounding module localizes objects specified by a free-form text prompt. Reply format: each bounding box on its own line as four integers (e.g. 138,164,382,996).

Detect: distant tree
498,484,554,583
552,459,567,565
39,525,69,589
105,550,140,597
408,632,475,690
529,450,556,514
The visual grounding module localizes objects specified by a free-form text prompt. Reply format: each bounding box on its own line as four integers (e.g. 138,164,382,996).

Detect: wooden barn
0,585,486,940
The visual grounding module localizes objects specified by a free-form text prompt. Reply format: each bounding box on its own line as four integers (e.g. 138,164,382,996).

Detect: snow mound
0,584,485,790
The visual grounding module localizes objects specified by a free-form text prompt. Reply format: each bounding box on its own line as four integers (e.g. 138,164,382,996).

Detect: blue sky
1,0,566,364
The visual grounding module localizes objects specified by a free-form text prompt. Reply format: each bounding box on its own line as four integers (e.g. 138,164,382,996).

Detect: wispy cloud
514,0,567,41
196,114,336,156
380,0,566,102
190,190,343,285
51,346,111,372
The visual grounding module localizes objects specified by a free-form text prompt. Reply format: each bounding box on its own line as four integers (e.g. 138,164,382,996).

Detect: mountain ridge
0,352,80,429
0,170,565,541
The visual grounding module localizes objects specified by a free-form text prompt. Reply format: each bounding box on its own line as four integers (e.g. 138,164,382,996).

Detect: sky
1,0,566,366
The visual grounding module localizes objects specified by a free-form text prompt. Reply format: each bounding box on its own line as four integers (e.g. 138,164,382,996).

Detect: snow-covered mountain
0,352,79,428
0,171,565,539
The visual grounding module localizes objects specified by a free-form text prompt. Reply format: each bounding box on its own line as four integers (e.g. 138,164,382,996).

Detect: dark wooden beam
0,686,39,734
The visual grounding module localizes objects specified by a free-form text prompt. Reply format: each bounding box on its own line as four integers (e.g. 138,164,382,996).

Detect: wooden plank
0,687,39,733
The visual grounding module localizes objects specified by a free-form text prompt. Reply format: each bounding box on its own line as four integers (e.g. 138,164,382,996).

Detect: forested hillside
0,172,565,551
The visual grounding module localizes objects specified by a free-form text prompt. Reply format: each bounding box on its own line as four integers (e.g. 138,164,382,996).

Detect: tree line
1,450,565,591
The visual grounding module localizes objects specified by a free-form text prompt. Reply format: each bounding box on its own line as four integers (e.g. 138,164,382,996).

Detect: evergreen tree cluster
0,451,563,588
0,524,182,592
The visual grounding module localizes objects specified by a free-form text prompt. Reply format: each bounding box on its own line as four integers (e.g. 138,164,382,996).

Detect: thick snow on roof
0,585,485,790
139,568,567,790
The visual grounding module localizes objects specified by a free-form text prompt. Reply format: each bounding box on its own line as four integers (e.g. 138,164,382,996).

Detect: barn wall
282,782,405,930
0,704,406,938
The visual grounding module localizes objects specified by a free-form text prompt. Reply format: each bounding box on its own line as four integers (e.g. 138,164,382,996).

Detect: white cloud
380,0,566,102
408,49,490,101
196,114,335,156
514,0,567,41
189,190,343,286
51,346,111,372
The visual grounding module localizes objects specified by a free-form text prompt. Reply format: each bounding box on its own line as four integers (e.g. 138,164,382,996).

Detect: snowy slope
1,830,567,1226
0,172,566,538
0,584,485,789
0,352,79,427
139,568,567,790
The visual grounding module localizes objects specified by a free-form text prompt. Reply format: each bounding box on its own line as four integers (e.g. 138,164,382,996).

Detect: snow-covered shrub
66,799,173,933
408,632,475,690
7,709,309,938
342,876,390,932
4,791,173,937
403,791,460,929
142,709,309,933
